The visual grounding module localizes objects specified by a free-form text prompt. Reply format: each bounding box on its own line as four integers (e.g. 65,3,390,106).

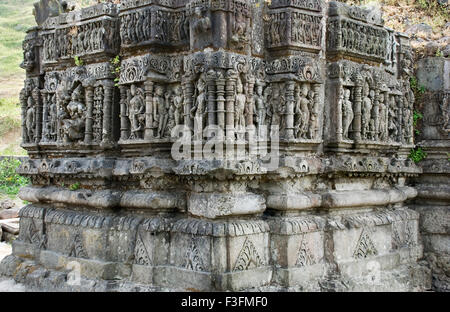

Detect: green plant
110,55,121,87
436,48,443,57
74,56,84,67
69,182,81,191
410,77,426,95
0,158,30,196
413,110,424,135
409,147,427,163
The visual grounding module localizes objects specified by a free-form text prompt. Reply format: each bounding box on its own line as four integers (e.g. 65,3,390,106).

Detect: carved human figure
128,84,145,140
388,95,398,142
378,93,388,141
295,84,310,139
25,96,36,143
172,85,183,126
193,7,210,36
191,75,207,133
235,79,247,140
136,11,145,42
255,83,266,128
154,85,169,139
61,86,86,143
231,11,248,48
342,89,354,140
270,85,282,129
362,85,372,140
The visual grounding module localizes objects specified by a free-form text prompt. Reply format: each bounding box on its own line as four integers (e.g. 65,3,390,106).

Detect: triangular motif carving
69,234,88,259
233,237,264,272
26,219,41,246
184,236,205,272
134,232,151,266
353,229,378,259
295,235,316,267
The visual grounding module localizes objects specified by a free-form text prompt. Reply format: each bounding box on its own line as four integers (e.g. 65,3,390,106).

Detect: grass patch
0,158,29,197
0,0,35,78
0,97,21,137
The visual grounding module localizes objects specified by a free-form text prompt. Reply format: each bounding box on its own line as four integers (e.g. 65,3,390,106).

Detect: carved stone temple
0,0,433,291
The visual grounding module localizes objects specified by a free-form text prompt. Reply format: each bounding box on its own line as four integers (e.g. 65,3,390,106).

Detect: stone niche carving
6,0,431,293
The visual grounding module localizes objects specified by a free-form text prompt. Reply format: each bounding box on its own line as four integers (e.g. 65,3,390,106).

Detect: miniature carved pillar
373,87,380,141
352,75,363,142
206,70,217,128
84,85,94,145
182,76,194,130
102,83,114,144
397,95,403,143
120,85,130,141
32,88,42,144
285,81,296,140
313,83,321,139
41,90,49,142
246,76,255,128
226,70,237,141
337,86,343,142
20,89,28,143
144,80,154,140
216,72,226,131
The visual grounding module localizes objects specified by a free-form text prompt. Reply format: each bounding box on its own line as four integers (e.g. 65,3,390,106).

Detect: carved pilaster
32,88,42,144
207,70,217,128
216,72,226,131
285,81,295,140
102,83,114,144
352,75,363,142
120,85,129,141
337,86,343,142
182,77,194,130
41,90,49,142
312,83,321,140
20,89,28,143
84,86,94,145
246,76,255,129
373,87,380,141
226,70,237,142
398,95,403,143
144,80,154,140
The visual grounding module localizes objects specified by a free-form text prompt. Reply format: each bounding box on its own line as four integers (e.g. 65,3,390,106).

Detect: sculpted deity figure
270,85,282,129
362,85,372,140
154,85,170,139
25,96,36,143
136,11,145,42
378,93,388,141
255,83,266,128
128,84,145,140
61,85,86,143
388,96,398,142
235,79,247,140
43,94,57,142
295,84,310,139
193,7,211,36
191,75,207,135
342,89,354,140
172,85,183,126
231,11,248,48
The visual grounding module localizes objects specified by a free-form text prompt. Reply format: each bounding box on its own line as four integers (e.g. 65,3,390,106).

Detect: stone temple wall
413,57,449,292
0,0,434,291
